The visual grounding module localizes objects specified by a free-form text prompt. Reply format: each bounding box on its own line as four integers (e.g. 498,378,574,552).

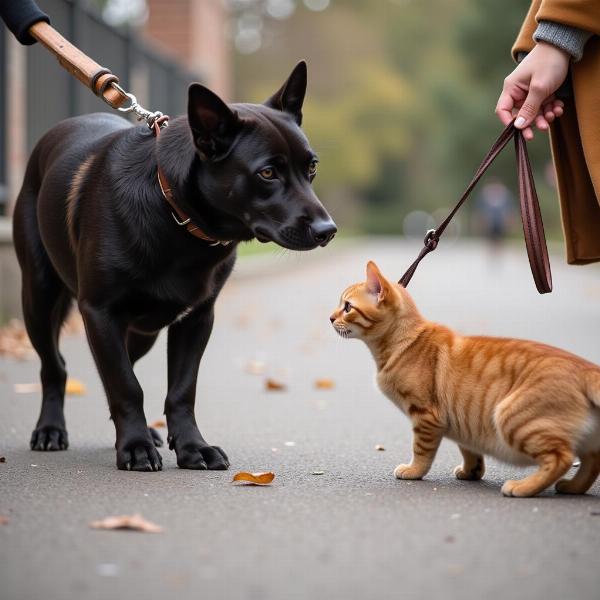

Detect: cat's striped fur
330,261,600,497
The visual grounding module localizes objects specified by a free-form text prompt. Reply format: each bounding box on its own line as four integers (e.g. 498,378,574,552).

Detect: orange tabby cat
330,261,600,497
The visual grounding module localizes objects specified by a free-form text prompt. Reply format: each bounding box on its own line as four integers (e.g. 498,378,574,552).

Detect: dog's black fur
13,62,336,471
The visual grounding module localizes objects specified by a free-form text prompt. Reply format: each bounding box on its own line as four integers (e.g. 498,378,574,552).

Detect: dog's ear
264,61,307,126
188,84,242,160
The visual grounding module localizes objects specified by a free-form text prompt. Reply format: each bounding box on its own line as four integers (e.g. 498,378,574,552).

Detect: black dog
13,61,336,471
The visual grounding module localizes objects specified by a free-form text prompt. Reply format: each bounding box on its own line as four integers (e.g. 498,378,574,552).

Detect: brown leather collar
153,120,232,247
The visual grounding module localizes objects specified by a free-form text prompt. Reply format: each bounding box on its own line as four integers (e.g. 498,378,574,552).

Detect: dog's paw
30,426,69,451
116,436,162,472
148,427,163,448
394,463,424,480
170,438,230,470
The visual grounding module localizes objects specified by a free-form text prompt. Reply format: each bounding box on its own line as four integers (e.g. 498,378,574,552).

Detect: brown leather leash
28,21,129,109
399,121,552,294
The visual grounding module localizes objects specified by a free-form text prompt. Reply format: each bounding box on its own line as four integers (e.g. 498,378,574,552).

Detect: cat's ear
264,61,307,126
188,83,242,160
366,261,388,303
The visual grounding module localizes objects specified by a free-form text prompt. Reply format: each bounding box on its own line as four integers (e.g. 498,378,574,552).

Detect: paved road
1,238,600,600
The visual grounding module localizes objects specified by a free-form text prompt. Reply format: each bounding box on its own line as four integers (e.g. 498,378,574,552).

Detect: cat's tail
584,368,600,408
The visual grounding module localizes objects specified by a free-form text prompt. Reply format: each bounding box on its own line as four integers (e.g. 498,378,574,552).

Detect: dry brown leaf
0,456,6,463
149,419,166,429
232,471,275,485
0,516,9,525
315,378,335,390
14,383,41,394
89,513,163,533
375,444,386,451
0,319,35,361
66,378,86,396
265,378,286,391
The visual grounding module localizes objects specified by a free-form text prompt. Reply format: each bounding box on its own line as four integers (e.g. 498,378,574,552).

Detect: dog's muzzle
254,217,337,250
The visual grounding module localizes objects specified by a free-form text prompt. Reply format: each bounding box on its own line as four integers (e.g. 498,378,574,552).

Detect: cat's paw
394,464,424,480
454,462,484,481
501,479,536,497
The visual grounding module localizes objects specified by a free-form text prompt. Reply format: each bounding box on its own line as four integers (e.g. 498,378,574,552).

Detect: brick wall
144,0,231,99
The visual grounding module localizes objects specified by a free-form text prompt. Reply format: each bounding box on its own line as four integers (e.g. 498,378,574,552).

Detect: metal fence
0,0,201,213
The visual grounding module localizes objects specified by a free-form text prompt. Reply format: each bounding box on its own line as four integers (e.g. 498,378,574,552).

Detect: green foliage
234,0,562,237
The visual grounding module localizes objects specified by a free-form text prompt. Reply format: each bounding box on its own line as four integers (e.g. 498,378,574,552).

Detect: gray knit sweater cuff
534,20,593,62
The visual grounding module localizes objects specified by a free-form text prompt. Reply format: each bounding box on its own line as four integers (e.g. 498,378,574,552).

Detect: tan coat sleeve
512,0,600,60
536,0,600,35
512,0,542,59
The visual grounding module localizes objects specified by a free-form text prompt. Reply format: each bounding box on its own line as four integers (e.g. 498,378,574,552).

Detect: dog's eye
258,167,276,181
343,301,351,313
308,160,318,178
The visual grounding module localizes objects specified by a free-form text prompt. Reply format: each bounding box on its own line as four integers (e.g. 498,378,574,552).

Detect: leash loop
399,120,552,294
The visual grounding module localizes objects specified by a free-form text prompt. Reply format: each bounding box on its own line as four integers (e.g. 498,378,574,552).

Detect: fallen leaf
149,420,166,429
0,319,34,360
245,360,266,375
265,378,286,391
89,514,163,533
14,383,41,394
375,444,385,451
66,378,86,395
232,471,275,485
0,456,5,463
314,378,335,390
0,516,8,525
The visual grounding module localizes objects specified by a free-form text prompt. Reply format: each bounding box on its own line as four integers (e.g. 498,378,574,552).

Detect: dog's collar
154,121,232,247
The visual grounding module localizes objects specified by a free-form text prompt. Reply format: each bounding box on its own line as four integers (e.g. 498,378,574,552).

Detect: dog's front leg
79,302,162,472
165,306,230,470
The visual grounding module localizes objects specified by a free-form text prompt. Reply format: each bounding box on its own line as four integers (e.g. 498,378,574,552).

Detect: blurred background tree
231,0,561,237
89,0,561,238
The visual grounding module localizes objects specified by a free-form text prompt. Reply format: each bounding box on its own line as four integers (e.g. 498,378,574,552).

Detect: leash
27,19,229,246
399,121,552,294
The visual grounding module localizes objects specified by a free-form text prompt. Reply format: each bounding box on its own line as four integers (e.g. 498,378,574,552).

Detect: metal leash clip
113,83,167,130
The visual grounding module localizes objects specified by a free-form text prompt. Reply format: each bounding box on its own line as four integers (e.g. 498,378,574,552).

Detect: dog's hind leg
127,330,163,447
13,183,72,451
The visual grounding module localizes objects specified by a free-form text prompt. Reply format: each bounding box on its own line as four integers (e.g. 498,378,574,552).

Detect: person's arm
0,0,50,45
497,0,599,140
533,20,592,62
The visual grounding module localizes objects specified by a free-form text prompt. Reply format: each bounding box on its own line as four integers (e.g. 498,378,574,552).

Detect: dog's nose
310,220,337,246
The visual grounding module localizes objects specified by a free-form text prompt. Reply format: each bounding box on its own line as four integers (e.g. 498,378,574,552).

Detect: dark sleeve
0,0,50,45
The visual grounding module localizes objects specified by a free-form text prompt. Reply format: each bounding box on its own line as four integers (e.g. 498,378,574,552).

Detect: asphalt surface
1,238,600,600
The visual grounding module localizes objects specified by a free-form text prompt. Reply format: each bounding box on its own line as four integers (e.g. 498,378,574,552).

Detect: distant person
496,1,599,265
474,178,515,249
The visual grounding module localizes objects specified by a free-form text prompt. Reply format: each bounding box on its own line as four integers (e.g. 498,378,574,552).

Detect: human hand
496,42,570,140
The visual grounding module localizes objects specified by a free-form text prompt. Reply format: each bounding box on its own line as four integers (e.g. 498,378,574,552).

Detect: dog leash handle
399,121,552,294
27,20,129,109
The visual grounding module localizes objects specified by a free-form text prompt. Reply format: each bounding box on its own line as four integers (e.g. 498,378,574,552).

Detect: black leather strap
399,121,552,294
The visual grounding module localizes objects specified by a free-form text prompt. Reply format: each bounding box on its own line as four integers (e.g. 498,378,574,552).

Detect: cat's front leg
394,417,443,480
